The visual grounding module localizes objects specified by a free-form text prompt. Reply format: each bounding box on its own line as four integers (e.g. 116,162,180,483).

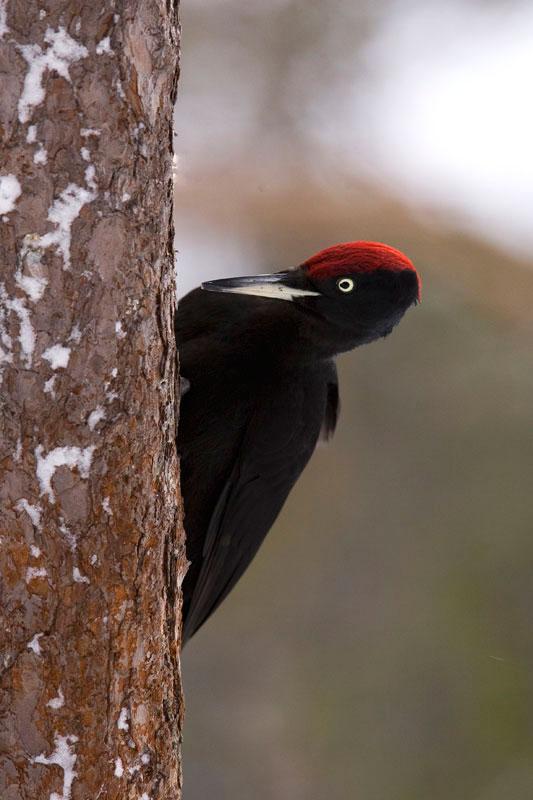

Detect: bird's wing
181,369,332,643
320,362,339,442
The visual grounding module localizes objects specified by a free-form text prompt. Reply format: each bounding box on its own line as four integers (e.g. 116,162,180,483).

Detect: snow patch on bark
102,496,113,515
40,182,96,269
33,733,78,800
0,174,21,214
44,375,57,397
26,125,49,166
114,77,126,100
114,758,124,777
0,286,35,369
9,298,34,365
18,27,88,123
0,303,13,369
72,567,89,584
68,324,81,343
34,145,48,164
28,633,43,654
87,406,105,431
47,687,65,709
84,164,97,191
0,0,9,39
35,444,96,503
115,320,126,338
16,498,42,530
16,273,47,301
16,233,49,302
59,518,77,551
26,566,47,582
104,378,118,403
42,344,70,369
96,36,113,55
117,707,129,730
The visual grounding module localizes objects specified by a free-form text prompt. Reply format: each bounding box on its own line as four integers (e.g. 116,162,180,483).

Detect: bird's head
202,241,420,355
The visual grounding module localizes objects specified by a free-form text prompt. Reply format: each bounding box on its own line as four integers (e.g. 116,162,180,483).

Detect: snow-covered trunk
0,2,185,799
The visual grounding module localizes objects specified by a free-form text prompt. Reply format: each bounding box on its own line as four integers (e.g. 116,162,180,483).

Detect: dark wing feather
181,365,334,644
320,362,340,441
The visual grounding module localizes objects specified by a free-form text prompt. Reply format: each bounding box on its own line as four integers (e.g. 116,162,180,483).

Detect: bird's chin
292,296,326,320
380,326,394,339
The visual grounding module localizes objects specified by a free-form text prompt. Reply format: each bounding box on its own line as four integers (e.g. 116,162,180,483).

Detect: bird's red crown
302,241,421,298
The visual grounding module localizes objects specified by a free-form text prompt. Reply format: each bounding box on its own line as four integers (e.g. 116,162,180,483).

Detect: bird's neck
228,299,357,366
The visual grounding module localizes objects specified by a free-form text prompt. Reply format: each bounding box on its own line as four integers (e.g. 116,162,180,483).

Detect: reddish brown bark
0,2,184,798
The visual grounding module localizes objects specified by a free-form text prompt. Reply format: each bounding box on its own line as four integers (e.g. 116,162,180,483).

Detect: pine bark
0,2,184,798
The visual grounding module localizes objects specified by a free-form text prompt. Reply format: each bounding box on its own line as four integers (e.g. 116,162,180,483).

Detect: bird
176,241,420,644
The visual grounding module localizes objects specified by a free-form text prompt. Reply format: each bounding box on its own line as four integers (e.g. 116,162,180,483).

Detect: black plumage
176,242,420,644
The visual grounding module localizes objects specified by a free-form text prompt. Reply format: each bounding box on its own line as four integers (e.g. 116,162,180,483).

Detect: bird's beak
201,270,319,302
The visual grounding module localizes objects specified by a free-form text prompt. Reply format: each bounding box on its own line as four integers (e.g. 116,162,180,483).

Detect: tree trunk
0,2,184,798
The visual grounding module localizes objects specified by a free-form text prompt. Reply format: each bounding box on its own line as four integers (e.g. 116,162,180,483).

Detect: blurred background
173,1,533,797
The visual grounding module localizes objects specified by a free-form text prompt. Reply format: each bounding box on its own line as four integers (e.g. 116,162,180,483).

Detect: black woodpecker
176,241,421,644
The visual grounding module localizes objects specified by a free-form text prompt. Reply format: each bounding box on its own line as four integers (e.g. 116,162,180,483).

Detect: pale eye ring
337,277,355,293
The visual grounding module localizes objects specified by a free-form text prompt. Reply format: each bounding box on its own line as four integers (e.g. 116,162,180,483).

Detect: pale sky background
177,7,533,797
175,0,533,294
348,1,533,256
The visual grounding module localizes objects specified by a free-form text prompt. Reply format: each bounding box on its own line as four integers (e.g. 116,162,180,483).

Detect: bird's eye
336,277,355,293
